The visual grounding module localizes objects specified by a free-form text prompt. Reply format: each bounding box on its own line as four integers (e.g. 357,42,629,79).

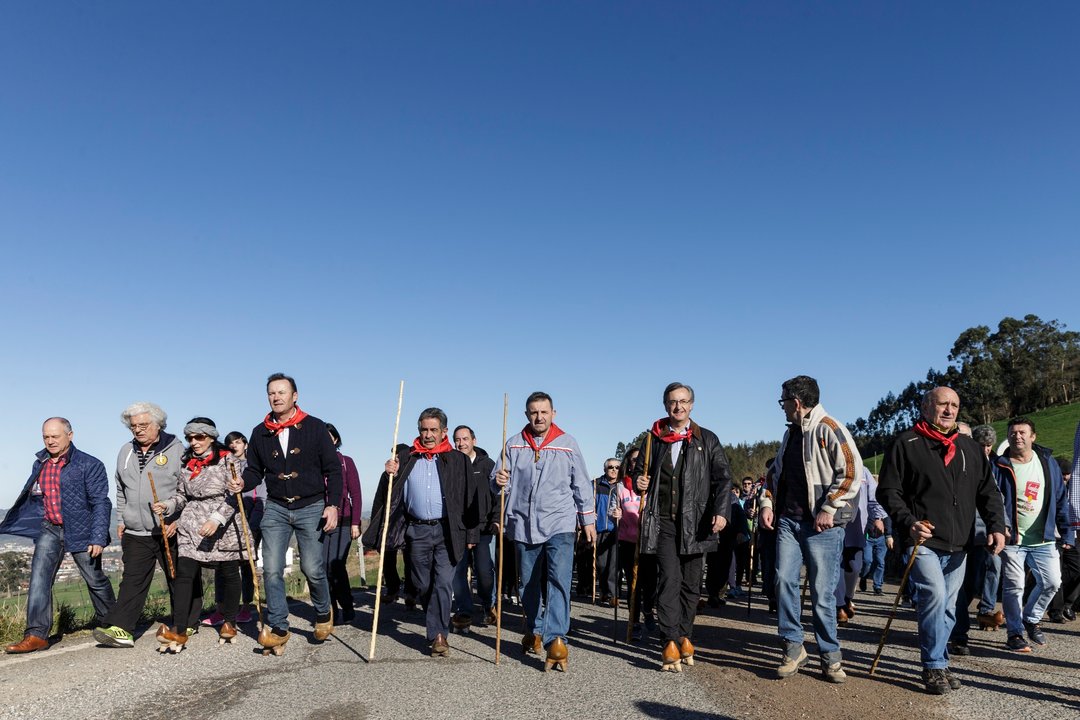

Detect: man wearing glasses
592,459,622,606
635,382,732,671
759,375,863,684
95,402,199,648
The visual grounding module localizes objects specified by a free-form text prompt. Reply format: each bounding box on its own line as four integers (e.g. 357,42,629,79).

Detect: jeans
26,521,115,639
518,531,574,647
452,533,496,616
775,516,844,664
908,545,966,669
260,501,330,631
1002,542,1061,635
861,535,887,591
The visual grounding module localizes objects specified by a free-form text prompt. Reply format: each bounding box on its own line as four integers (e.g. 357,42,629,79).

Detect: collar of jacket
994,443,1053,471
35,444,78,464
131,432,177,455
799,404,829,433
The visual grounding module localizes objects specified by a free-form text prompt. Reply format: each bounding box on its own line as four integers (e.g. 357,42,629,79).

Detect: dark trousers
758,529,777,602
654,517,704,643
384,547,418,599
322,527,355,616
501,531,519,598
618,539,656,623
596,531,619,599
103,533,202,633
406,522,455,641
174,558,239,627
706,524,737,598
1051,543,1080,614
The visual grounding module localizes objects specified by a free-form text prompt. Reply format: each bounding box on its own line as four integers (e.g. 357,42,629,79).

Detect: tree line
847,315,1079,458
616,434,779,488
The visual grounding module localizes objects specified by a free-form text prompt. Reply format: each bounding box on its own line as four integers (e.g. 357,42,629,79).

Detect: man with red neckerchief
636,382,731,672
363,407,478,657
494,391,595,672
234,372,342,656
877,386,1006,695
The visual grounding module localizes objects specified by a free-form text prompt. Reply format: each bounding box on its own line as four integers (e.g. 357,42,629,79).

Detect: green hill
863,401,1080,473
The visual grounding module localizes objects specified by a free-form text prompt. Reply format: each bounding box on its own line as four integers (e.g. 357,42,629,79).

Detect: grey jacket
161,455,248,563
115,433,185,536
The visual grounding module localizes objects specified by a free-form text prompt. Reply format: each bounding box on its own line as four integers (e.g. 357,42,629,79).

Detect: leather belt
406,516,443,526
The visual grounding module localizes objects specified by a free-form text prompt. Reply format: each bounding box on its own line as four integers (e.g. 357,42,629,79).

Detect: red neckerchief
913,420,959,466
651,418,693,444
186,450,230,479
521,423,566,462
263,407,309,435
411,435,454,460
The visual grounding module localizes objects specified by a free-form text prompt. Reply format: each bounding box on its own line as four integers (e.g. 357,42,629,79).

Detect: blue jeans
452,533,496,616
978,548,1002,614
861,535,887,591
1002,543,1061,635
775,516,844,664
517,532,574,647
260,501,331,631
908,545,966,669
27,521,115,639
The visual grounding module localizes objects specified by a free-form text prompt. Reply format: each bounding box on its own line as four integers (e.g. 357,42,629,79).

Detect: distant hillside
864,401,1080,473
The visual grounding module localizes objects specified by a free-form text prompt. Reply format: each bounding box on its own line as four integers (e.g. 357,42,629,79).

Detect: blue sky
1,2,1077,510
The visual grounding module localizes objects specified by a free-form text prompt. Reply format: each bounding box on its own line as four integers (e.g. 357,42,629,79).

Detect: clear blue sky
2,2,1077,510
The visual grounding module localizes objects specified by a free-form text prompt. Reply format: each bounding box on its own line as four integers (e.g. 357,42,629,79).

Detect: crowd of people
3,373,1079,698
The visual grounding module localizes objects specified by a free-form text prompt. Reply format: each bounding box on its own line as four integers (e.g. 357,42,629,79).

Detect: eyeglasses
605,465,621,471
777,397,794,407
186,434,210,442
666,399,693,408
131,423,153,432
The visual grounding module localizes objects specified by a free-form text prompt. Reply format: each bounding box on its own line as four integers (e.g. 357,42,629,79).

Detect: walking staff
368,381,405,661
626,434,651,643
495,393,507,664
869,530,925,676
147,472,175,579
231,463,263,628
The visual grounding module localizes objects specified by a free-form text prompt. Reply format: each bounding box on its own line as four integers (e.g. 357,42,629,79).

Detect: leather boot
977,610,1005,631
544,637,568,672
313,610,334,642
678,636,695,666
661,640,682,672
4,635,48,654
258,626,290,656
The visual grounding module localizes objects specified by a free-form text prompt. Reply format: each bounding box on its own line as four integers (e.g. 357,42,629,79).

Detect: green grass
862,401,1080,472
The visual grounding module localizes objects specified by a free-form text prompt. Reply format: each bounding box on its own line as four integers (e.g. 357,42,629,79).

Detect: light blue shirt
405,456,443,520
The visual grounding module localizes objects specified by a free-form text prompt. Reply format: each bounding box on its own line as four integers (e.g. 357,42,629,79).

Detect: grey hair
972,425,997,447
121,402,167,430
418,407,448,430
43,417,73,433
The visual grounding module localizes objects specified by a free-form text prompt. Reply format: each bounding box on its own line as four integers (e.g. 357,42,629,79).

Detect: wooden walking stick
626,433,652,643
230,462,263,628
869,525,927,676
495,393,508,665
147,472,175,580
592,477,598,605
746,492,759,616
369,380,405,661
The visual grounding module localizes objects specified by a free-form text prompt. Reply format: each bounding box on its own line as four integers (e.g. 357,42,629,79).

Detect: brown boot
544,637,568,672
661,640,682,672
678,636,695,666
4,635,48,654
521,632,542,655
257,626,290,656
977,610,1005,631
430,633,450,657
218,622,237,644
313,610,333,642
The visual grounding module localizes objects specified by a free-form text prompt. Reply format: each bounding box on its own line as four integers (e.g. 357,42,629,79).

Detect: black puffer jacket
639,421,732,555
362,445,479,564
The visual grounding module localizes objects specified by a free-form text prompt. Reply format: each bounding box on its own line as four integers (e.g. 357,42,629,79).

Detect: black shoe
1007,633,1032,653
707,595,722,609
859,577,868,592
922,668,952,695
1024,621,1047,646
874,587,884,596
943,668,962,690
1048,612,1065,624
1064,608,1076,622
767,601,777,615
948,641,970,656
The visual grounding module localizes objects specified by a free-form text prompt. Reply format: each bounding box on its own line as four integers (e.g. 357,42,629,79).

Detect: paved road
2,585,1079,720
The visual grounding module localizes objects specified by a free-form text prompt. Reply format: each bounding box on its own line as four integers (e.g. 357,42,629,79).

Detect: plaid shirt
39,452,68,525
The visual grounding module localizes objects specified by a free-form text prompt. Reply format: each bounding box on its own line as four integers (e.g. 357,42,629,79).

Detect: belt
272,494,318,505
406,516,443,526
276,472,299,481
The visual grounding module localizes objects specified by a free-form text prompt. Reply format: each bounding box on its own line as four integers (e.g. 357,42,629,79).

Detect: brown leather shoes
544,637,568,672
521,632,542,655
430,633,450,657
978,610,1006,631
678,636,695,666
4,635,48,654
661,640,682,672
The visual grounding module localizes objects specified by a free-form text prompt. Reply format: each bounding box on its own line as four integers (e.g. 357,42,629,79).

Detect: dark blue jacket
994,444,1075,547
0,444,112,550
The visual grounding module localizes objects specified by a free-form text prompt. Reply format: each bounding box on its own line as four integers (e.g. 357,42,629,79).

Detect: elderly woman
154,417,247,652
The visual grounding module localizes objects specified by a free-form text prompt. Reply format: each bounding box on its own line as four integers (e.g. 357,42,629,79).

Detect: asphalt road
2,584,1079,720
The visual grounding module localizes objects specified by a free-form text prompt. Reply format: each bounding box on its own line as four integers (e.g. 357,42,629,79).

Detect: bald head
42,417,74,459
921,387,960,431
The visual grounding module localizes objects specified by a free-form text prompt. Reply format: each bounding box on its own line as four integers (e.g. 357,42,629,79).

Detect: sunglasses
185,434,210,442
